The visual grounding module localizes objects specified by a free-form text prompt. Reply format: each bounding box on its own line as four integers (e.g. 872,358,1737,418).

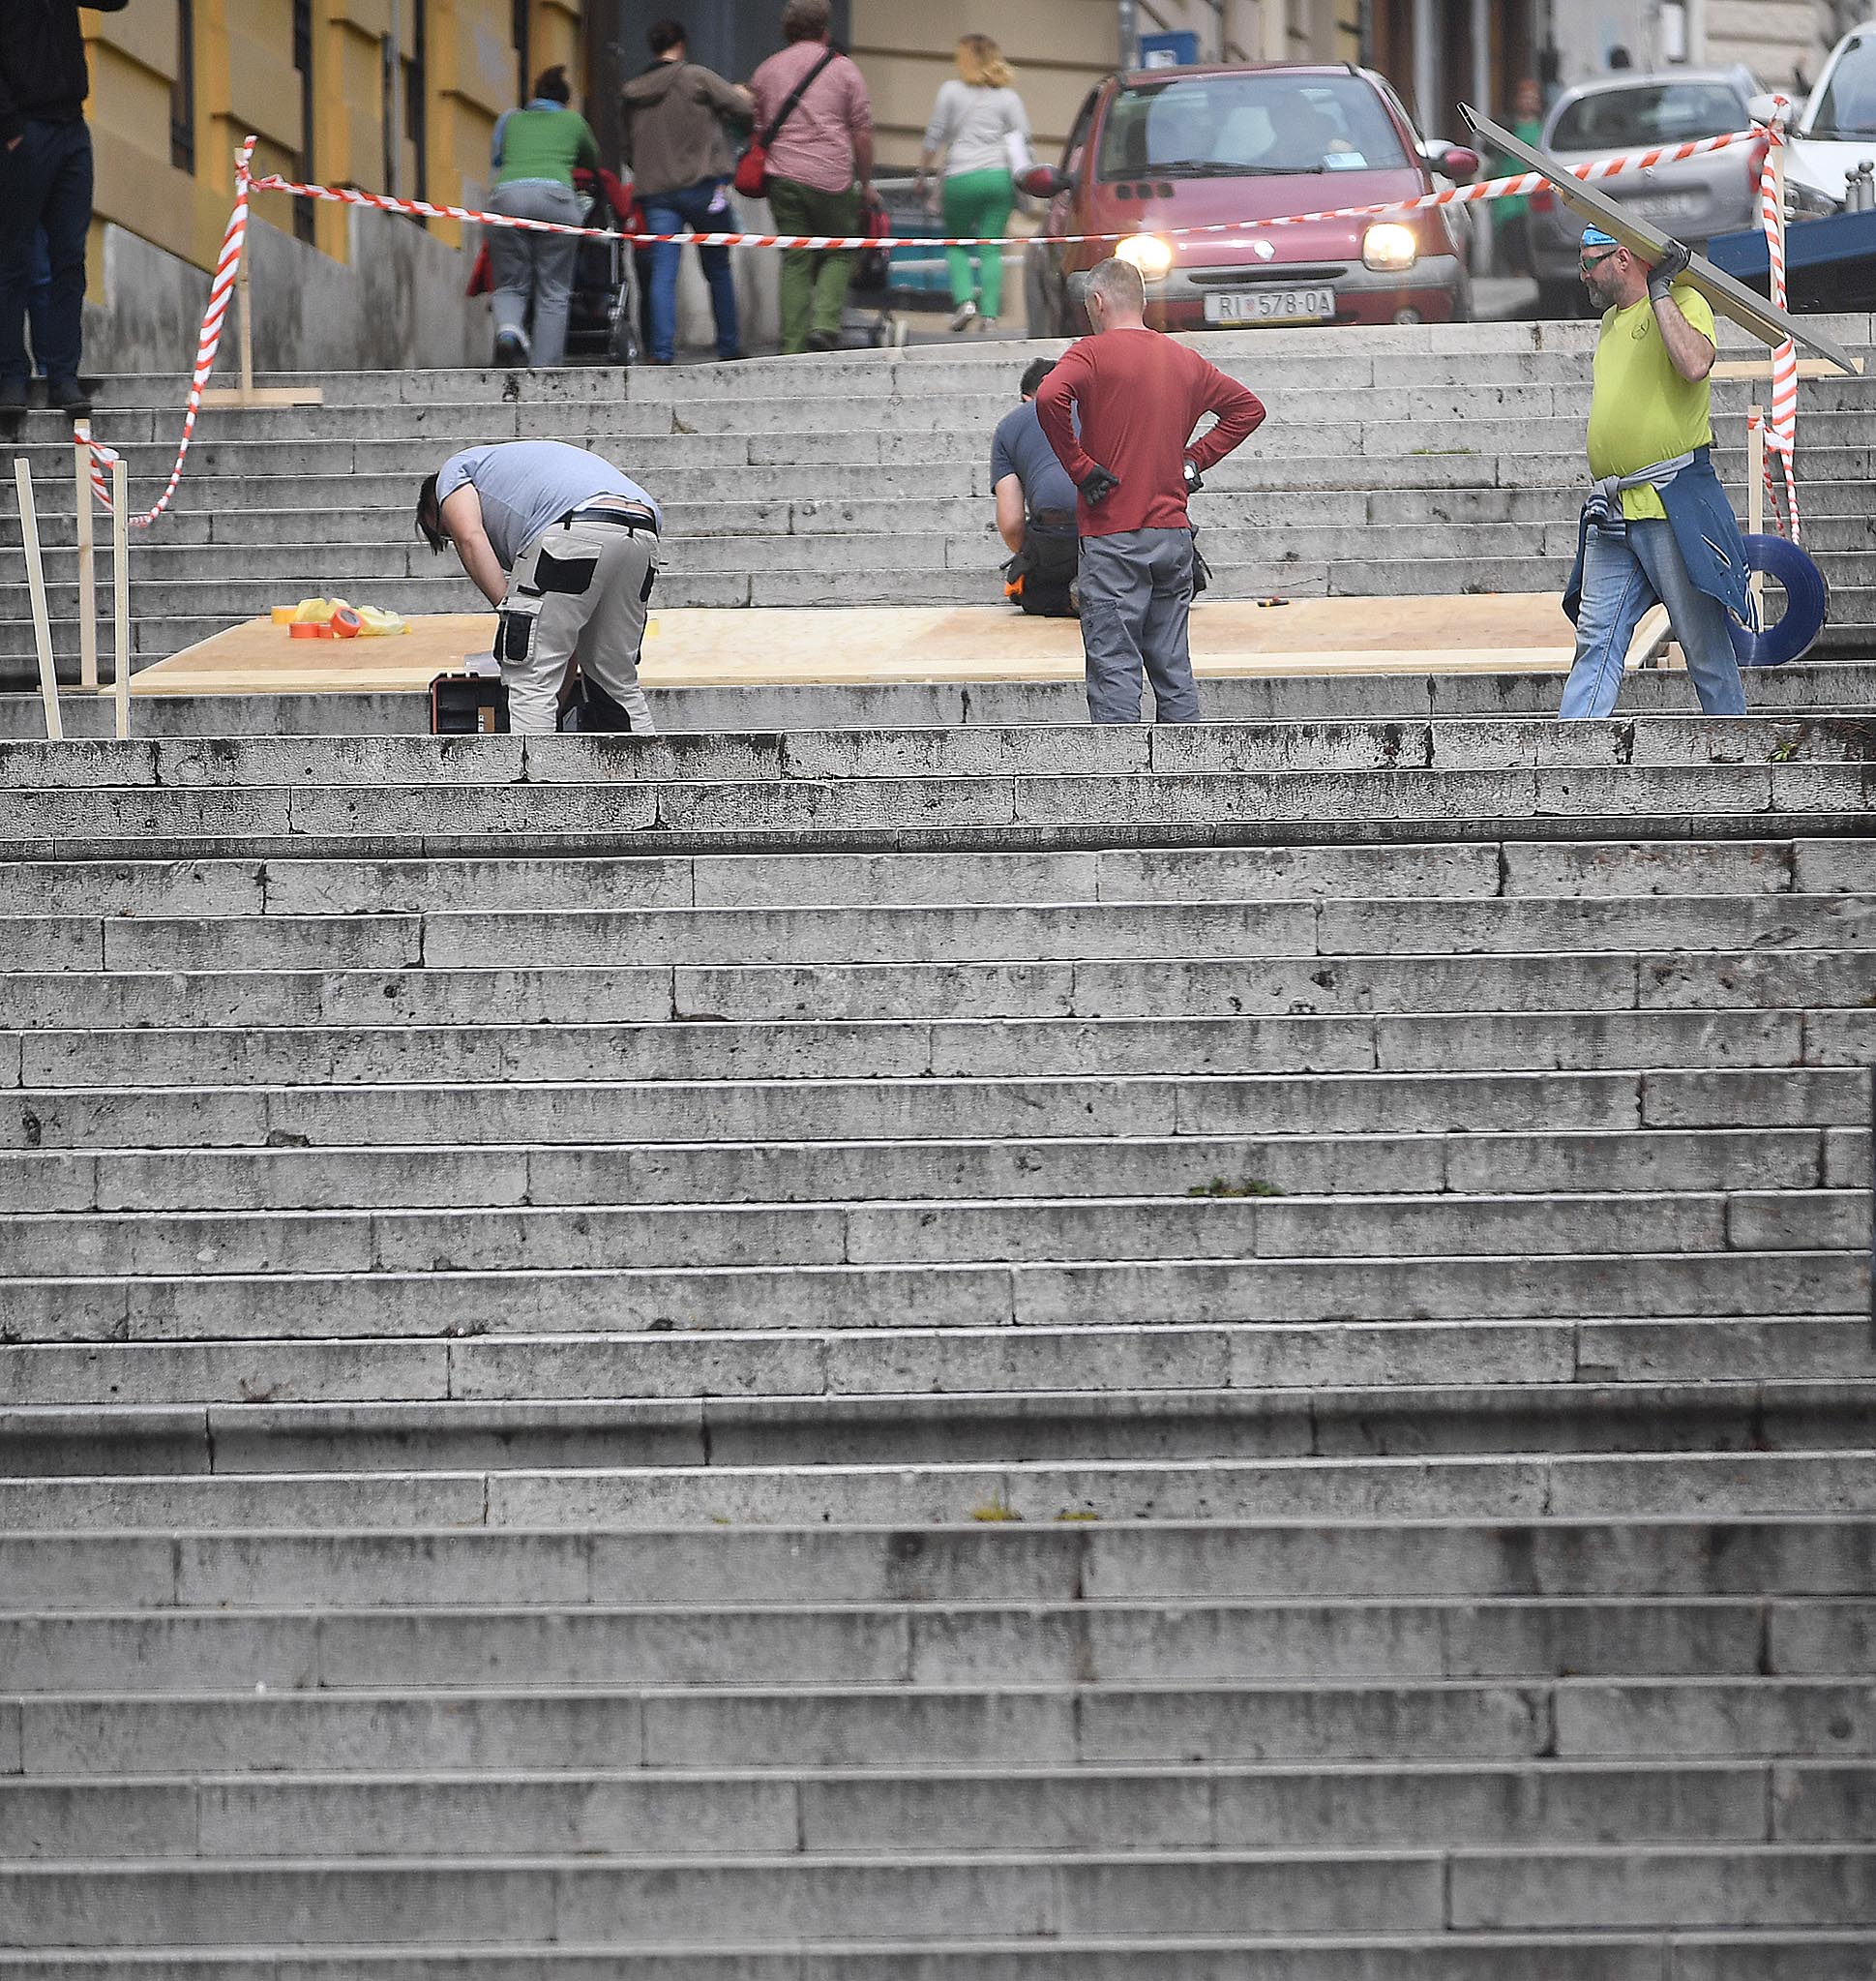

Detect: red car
1022,62,1477,336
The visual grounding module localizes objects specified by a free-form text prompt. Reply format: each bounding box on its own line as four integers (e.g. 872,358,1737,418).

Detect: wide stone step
4,765,1867,857
2,1934,1874,1981
7,1516,1869,1608
42,1843,1876,1949
1,1126,1841,1214
10,896,1874,979
4,1447,1872,1529
3,1757,1831,1857
7,1583,1853,1688
7,667,1875,743
8,1670,1875,1767
7,1377,1868,1475
10,1184,1859,1278
4,836,1867,918
6,1316,1867,1408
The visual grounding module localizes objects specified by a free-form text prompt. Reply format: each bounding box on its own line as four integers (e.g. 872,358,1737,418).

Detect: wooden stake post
72,419,98,690
14,458,63,741
200,255,323,409
111,458,132,740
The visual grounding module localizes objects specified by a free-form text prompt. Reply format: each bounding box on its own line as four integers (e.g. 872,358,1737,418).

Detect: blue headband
1581,225,1618,247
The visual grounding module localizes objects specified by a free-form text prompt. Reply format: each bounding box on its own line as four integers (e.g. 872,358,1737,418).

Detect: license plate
1204,286,1337,325
1628,193,1697,222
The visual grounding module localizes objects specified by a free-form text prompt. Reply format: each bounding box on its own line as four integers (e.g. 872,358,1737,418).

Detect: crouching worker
417,439,664,734
994,357,1081,616
1561,225,1748,720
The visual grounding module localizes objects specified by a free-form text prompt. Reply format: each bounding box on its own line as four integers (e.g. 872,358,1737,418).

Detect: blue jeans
1561,516,1747,720
0,120,93,387
643,179,739,362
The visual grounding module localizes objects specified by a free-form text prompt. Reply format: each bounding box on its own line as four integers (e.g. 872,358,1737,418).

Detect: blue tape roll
1730,533,1830,667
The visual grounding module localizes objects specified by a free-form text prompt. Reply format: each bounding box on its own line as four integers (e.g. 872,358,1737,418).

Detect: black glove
1079,465,1120,506
1647,238,1692,302
1182,459,1206,495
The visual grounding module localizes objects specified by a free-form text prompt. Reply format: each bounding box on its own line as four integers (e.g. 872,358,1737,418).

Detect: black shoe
0,376,27,418
48,375,90,416
806,329,839,352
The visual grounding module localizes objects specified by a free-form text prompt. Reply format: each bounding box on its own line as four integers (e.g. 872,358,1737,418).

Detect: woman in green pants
915,36,1030,334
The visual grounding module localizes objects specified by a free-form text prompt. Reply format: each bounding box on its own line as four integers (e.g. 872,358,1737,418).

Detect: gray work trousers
497,509,661,735
487,180,582,368
1077,527,1201,724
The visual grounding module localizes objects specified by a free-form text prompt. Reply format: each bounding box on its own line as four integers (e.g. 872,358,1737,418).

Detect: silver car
1527,67,1762,315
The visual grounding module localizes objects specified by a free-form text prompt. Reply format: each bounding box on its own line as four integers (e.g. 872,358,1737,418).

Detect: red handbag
735,47,839,198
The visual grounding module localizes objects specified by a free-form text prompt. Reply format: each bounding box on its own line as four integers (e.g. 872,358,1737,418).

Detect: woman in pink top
749,0,874,352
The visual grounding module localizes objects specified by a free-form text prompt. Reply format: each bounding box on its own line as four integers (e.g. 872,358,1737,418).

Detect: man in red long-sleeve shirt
1035,256,1266,723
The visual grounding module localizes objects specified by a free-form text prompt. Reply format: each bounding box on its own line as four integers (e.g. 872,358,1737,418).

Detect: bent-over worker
993,357,1081,617
1561,224,1749,720
417,440,663,735
1034,256,1266,724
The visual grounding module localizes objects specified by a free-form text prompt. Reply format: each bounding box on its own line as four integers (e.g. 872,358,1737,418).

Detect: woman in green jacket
487,66,601,368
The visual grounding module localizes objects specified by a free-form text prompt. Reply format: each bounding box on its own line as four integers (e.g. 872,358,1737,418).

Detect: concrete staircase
3,315,1876,684
2,698,1875,1972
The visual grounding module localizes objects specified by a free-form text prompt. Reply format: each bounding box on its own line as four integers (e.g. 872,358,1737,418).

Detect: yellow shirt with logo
1585,282,1716,522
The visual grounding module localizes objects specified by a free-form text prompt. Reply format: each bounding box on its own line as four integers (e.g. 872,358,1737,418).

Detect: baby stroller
834,188,904,350
564,166,641,366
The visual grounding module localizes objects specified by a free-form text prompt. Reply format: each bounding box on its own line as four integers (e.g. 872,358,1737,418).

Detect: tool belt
1003,521,1080,617
559,500,660,534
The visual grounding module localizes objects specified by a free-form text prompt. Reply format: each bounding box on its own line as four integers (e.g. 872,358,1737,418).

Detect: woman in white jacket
914,36,1030,333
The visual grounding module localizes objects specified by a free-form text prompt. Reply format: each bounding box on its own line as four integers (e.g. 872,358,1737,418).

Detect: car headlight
1116,232,1174,280
1362,222,1418,272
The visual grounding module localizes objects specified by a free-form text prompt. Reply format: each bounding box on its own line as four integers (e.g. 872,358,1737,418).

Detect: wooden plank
1464,105,1861,375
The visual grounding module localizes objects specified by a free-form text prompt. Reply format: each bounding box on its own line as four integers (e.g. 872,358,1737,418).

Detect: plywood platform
127,595,1578,698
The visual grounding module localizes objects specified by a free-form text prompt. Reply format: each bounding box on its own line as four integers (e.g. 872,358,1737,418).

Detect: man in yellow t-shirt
1560,225,1748,721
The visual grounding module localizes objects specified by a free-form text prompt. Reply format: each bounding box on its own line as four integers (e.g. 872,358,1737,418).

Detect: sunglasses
1579,249,1620,271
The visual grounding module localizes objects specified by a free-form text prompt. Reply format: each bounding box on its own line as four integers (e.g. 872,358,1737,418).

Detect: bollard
14,456,63,741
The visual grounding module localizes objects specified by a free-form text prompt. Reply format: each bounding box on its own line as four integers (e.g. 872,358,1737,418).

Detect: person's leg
1077,533,1153,724
27,228,52,378
35,121,90,387
495,530,591,735
485,189,533,358
683,181,741,357
1139,529,1201,723
972,171,1014,319
0,134,45,394
568,522,660,734
939,175,977,309
766,179,816,353
525,184,582,368
670,179,739,358
642,196,684,363
1559,522,1657,721
1628,517,1749,716
807,183,862,344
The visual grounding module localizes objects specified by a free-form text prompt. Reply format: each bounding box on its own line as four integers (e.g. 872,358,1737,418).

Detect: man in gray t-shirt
418,440,664,734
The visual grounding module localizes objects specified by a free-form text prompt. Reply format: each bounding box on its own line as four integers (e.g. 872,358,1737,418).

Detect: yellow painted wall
83,0,584,276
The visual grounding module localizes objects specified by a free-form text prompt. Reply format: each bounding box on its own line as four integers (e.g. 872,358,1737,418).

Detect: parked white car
1772,21,1876,215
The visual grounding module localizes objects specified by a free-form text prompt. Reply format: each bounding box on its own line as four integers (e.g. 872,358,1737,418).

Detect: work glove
1182,459,1206,495
1647,238,1692,302
1079,465,1121,505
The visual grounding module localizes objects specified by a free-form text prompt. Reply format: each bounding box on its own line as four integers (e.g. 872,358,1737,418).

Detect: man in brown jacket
621,17,753,363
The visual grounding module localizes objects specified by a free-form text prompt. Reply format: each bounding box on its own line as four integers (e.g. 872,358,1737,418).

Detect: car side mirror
1432,145,1479,178
1018,164,1069,199
1747,90,1786,126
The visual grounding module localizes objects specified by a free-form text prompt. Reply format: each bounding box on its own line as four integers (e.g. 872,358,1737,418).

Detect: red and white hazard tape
83,136,254,527
245,125,1760,254
74,119,1801,534
1756,100,1802,541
